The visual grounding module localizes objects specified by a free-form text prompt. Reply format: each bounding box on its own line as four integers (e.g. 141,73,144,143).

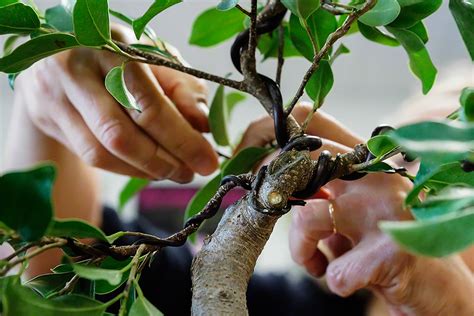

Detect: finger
325,234,401,297
321,233,353,260
56,53,193,182
152,66,210,133
98,55,218,176
292,103,364,147
289,200,334,268
51,96,152,179
235,115,276,153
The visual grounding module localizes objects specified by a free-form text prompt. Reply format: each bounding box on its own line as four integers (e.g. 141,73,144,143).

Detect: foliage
0,0,473,313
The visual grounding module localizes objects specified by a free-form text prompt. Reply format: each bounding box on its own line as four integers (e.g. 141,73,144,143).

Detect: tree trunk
191,194,279,315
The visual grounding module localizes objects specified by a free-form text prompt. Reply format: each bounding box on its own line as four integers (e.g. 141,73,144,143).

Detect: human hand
15,25,218,183
238,104,474,315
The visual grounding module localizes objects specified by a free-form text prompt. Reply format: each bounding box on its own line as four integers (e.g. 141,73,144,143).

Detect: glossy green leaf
94,257,131,294
119,178,149,211
2,35,20,56
73,263,123,286
289,9,337,61
133,0,181,39
48,219,108,242
3,279,106,316
189,7,245,47
331,44,351,61
389,0,442,28
358,21,399,47
406,162,474,205
0,33,79,73
0,3,40,35
209,85,229,146
129,292,163,316
110,10,157,43
390,121,474,165
7,73,17,89
449,0,474,60
412,187,474,220
282,0,320,20
105,63,141,111
360,161,398,173
226,91,246,113
26,273,74,298
380,207,474,257
217,0,239,11
359,0,400,26
0,165,55,241
257,23,301,60
73,0,111,47
407,21,428,44
0,0,18,8
45,5,73,32
387,27,437,94
305,60,334,105
367,134,398,157
460,87,474,122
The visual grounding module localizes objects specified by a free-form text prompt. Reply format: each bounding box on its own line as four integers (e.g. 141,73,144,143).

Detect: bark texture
191,195,279,316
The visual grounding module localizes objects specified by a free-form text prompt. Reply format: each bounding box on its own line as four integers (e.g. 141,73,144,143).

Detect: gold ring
328,200,338,234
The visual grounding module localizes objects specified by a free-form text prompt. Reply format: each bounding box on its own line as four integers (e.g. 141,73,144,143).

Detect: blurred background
0,0,472,272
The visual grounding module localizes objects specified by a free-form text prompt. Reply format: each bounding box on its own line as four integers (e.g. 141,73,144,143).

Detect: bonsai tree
0,0,473,315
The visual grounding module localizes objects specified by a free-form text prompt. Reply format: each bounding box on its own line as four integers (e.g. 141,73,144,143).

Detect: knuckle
97,118,129,153
133,89,157,112
80,145,108,167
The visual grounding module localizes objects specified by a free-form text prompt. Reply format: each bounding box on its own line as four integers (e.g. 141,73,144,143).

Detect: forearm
4,92,102,275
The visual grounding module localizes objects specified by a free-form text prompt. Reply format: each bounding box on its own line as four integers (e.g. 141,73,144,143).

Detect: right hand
15,26,218,183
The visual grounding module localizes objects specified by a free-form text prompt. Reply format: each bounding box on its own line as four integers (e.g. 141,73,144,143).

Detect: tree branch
276,23,285,85
114,41,245,92
286,0,377,115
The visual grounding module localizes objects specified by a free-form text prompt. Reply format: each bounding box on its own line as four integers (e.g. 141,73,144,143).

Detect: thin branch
286,0,377,115
302,18,318,56
236,4,251,16
321,0,355,15
118,244,146,316
2,241,40,262
276,23,285,86
248,0,258,55
0,240,67,276
49,274,80,298
114,41,245,92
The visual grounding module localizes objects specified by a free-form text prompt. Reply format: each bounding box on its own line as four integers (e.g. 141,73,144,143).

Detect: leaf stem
118,244,146,316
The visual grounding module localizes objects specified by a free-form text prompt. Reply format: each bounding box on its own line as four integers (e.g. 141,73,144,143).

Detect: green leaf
412,187,474,220
460,87,474,122
133,0,181,40
0,33,79,73
119,178,149,211
331,44,351,61
358,21,399,47
406,161,474,205
0,3,40,35
387,27,437,94
257,23,301,60
0,0,18,8
289,9,337,61
209,85,230,146
48,219,108,242
380,207,474,257
2,35,21,56
189,7,245,47
0,165,55,241
45,5,73,32
449,0,474,60
3,279,106,316
407,21,428,44
367,134,398,157
26,273,74,298
7,73,18,89
281,0,320,20
359,0,400,26
305,60,334,105
226,91,246,113
73,0,111,47
129,43,174,59
105,63,141,111
109,10,157,43
94,257,132,294
389,0,442,28
129,291,163,316
389,120,474,165
73,263,123,286
217,0,239,11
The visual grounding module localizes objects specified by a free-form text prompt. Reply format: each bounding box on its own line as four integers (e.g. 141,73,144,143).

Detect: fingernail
197,101,209,116
193,155,217,176
174,167,194,183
